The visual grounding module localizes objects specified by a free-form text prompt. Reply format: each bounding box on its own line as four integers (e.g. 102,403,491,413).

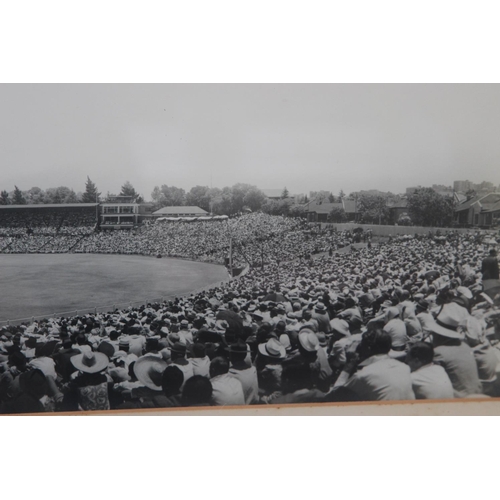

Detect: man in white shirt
405,342,454,400
210,357,245,406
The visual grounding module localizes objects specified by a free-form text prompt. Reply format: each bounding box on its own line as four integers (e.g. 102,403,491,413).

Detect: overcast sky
1,83,499,199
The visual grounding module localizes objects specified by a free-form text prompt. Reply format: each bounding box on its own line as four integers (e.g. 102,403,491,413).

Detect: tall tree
243,186,266,212
81,176,101,203
45,186,79,204
160,185,186,206
120,181,138,198
310,190,331,204
281,187,289,199
12,185,26,205
186,185,212,211
329,206,347,223
0,190,10,205
357,194,389,224
408,188,455,227
211,186,233,215
26,187,46,204
151,186,164,208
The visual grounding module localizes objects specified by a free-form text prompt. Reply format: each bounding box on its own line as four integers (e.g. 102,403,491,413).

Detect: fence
0,263,247,328
318,222,492,237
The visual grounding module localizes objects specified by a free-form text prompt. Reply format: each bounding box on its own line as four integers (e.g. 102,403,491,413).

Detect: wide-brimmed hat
436,302,470,331
424,318,464,340
170,342,186,355
167,333,181,348
298,330,319,352
279,334,292,352
459,316,485,344
258,338,286,359
314,302,326,312
227,339,248,353
71,351,109,374
330,318,350,337
317,332,328,347
133,355,167,391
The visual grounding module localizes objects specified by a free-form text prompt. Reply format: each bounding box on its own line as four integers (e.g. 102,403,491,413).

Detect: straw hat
133,355,168,391
298,330,319,352
71,351,109,374
258,338,286,359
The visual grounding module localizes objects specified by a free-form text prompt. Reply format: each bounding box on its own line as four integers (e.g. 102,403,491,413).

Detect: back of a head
408,342,434,366
282,363,313,394
182,375,213,406
209,356,229,378
162,365,184,395
360,328,392,358
9,351,27,369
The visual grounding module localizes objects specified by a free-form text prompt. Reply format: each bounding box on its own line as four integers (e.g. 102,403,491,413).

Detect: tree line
0,178,458,226
326,188,456,227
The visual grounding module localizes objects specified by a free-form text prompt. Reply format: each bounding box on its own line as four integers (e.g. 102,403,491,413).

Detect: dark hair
229,350,247,364
282,363,313,393
345,297,355,309
359,328,392,358
9,351,27,369
408,342,434,366
209,356,229,378
181,375,213,406
161,365,184,396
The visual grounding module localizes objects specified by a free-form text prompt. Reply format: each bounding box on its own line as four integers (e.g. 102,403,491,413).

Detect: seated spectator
181,375,213,407
228,340,259,405
210,357,245,406
190,343,211,377
333,329,415,401
405,342,454,399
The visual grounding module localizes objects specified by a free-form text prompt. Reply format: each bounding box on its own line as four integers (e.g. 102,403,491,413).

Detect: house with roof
304,198,360,223
341,198,360,222
305,201,342,222
387,198,409,225
152,206,209,218
455,193,500,228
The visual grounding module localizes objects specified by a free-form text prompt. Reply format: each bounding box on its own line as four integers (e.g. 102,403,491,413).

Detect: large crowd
0,213,499,413
0,207,96,254
1,213,349,267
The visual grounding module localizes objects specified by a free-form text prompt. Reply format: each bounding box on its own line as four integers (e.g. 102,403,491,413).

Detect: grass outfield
0,254,229,323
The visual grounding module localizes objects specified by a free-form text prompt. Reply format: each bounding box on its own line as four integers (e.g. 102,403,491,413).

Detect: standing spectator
481,249,499,280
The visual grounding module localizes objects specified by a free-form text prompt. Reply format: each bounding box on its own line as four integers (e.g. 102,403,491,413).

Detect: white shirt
411,363,454,400
211,373,245,406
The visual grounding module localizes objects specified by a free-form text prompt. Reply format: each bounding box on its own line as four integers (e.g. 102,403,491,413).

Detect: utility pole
229,235,233,277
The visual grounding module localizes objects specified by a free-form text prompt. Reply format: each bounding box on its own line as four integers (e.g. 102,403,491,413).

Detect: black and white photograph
1,83,499,415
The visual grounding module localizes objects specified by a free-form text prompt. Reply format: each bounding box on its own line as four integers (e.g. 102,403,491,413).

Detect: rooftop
0,203,99,209
152,206,208,216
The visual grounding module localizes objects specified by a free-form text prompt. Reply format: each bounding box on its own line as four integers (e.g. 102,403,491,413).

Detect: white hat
258,338,286,359
298,330,319,352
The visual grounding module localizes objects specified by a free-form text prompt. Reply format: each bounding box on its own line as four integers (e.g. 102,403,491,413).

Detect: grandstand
0,203,99,253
